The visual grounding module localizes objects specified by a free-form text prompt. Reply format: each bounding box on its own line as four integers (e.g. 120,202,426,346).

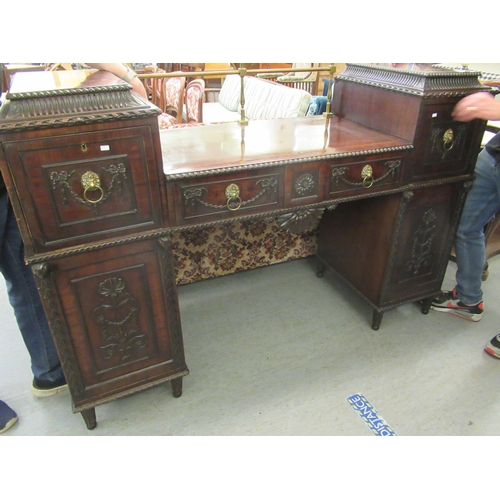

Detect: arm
85,63,148,100
452,91,500,122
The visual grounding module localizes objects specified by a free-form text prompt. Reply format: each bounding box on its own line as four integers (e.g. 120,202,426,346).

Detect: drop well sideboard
0,64,490,429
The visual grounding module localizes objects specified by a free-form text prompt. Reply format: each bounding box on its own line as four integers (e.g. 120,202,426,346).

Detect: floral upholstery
185,79,205,123
171,219,318,285
158,112,177,129
163,75,186,119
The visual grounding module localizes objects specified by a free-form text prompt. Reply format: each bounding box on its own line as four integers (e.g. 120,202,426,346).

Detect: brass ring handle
81,171,104,204
361,165,374,189
225,183,242,211
83,185,104,203
227,196,242,211
443,129,454,151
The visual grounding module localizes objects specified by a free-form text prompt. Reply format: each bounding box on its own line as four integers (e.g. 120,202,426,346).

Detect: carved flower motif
294,173,315,196
98,277,126,297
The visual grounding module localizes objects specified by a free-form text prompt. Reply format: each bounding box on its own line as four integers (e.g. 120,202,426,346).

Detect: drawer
328,154,403,197
3,125,164,252
410,103,484,181
173,168,283,225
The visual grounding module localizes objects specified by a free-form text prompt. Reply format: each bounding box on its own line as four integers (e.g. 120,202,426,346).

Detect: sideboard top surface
160,116,412,178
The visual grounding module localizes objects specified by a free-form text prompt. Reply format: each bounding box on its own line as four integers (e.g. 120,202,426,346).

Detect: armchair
163,73,187,120
184,79,205,123
277,63,320,95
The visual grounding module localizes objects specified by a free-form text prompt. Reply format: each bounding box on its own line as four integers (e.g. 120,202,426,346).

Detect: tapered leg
81,408,97,430
420,297,432,315
171,378,183,398
316,261,325,278
371,310,383,331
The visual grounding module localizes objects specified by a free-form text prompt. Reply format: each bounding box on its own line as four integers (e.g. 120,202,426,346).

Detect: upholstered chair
184,79,205,123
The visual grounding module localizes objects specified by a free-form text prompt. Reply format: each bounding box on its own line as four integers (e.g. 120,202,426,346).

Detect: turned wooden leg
171,378,183,398
316,261,325,278
371,310,383,331
81,408,97,430
420,297,432,315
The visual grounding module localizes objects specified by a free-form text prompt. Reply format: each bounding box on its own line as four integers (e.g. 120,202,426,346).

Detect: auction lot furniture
0,64,490,429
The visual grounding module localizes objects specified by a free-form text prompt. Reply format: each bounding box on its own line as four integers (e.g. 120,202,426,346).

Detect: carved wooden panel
285,161,325,207
2,125,164,252
381,183,467,304
38,238,187,410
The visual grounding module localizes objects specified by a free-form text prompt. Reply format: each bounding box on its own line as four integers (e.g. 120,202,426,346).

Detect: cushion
264,84,311,118
218,75,241,111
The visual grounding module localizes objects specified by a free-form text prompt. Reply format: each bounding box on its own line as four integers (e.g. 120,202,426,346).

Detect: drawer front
410,103,484,181
174,168,283,224
328,154,403,197
3,125,164,252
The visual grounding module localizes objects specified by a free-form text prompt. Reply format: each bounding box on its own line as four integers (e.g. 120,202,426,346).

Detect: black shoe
31,376,68,398
0,400,18,434
430,288,483,322
485,334,500,359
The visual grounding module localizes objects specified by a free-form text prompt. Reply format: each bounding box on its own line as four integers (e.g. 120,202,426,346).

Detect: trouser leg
0,191,63,382
455,149,500,305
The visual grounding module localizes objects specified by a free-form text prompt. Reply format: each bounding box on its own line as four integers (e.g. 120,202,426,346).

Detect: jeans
0,189,63,382
455,148,500,305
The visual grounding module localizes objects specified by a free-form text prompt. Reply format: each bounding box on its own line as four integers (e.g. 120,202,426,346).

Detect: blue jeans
455,148,500,305
0,189,63,382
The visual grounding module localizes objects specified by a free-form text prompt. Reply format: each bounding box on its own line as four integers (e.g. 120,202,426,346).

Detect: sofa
202,74,312,124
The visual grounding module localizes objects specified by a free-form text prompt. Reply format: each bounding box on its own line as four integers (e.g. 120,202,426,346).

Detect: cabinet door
33,237,187,412
381,183,467,305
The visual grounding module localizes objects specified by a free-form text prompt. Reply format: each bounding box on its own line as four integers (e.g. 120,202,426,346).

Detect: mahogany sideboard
0,64,490,429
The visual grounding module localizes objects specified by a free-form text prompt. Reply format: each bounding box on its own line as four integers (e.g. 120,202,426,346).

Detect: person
85,63,148,99
0,73,68,434
430,90,500,358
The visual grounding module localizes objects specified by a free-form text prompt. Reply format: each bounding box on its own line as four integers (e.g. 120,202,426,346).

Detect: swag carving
92,277,148,362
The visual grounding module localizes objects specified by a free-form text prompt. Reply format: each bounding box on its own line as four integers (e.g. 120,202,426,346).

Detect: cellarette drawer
3,125,164,252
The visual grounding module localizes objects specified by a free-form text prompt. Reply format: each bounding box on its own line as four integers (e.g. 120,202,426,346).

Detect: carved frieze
337,63,487,98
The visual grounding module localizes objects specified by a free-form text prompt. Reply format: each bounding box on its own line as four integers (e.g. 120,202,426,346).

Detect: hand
452,92,500,122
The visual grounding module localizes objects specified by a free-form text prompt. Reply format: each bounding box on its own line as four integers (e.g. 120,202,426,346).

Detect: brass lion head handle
225,183,242,211
361,165,374,189
443,129,454,151
81,171,104,204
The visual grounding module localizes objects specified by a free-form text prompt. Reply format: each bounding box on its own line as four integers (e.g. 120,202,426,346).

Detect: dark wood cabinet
0,70,186,429
317,182,468,329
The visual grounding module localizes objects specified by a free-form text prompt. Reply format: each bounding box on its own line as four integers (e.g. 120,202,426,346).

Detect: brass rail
138,64,337,126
